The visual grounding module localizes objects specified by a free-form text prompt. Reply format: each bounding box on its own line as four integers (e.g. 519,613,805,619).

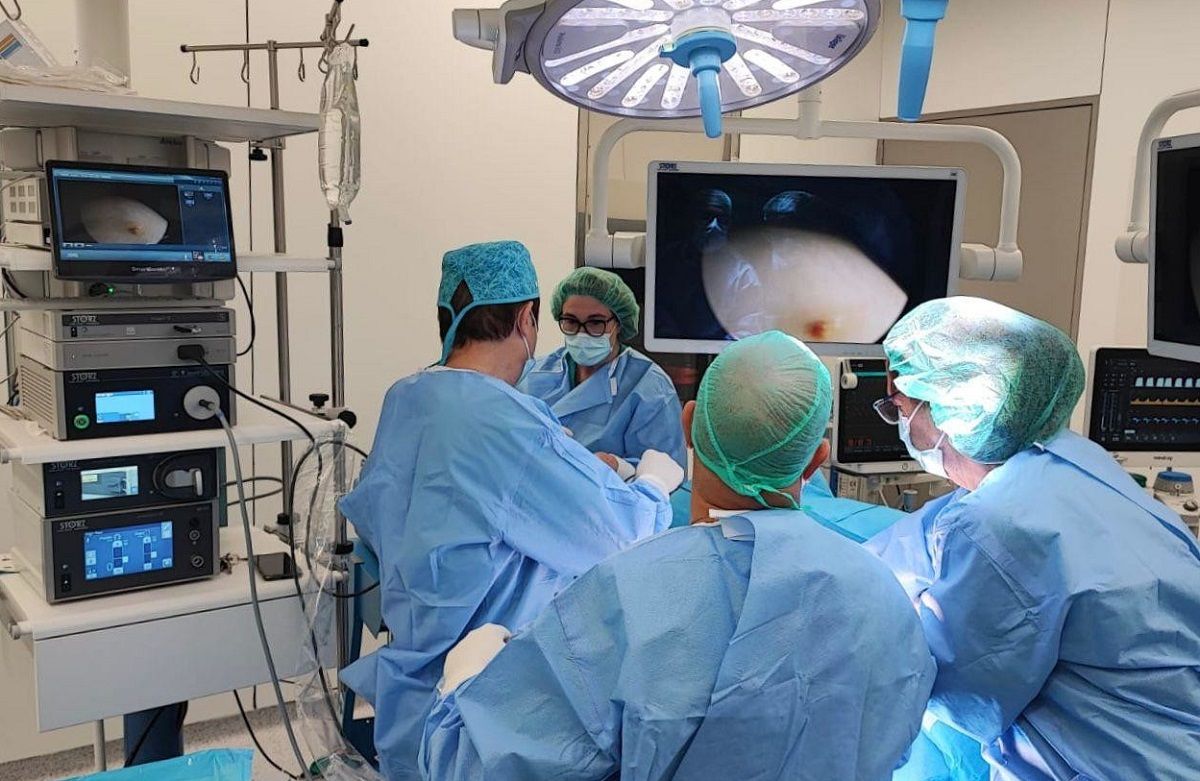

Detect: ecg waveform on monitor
1091,352,1200,450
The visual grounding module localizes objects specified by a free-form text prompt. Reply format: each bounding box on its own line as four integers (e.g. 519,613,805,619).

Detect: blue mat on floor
65,748,253,781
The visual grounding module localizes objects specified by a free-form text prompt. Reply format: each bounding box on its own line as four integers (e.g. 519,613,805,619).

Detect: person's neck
446,340,526,387
574,346,621,385
945,450,998,491
689,484,788,525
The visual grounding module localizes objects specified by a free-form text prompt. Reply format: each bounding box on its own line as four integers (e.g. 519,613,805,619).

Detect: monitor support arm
584,87,1023,282
1115,88,1200,264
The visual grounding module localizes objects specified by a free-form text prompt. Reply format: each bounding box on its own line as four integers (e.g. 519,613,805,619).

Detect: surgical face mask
898,401,948,479
519,310,536,362
564,332,613,367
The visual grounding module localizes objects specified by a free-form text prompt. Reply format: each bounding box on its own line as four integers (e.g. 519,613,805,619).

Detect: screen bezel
1084,346,1200,469
1148,132,1200,363
46,159,237,283
644,160,965,357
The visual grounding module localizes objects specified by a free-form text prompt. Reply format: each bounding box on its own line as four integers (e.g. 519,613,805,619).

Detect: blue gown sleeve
419,600,617,781
621,381,687,469
917,519,1068,743
501,426,671,577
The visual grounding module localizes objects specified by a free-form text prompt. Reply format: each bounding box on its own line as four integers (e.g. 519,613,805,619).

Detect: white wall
878,0,1108,118
1076,0,1200,356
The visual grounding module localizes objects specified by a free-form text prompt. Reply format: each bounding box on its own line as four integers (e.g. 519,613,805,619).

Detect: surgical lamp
454,0,949,138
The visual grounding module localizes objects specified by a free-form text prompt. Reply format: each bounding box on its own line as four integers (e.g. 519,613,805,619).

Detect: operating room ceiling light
454,0,882,138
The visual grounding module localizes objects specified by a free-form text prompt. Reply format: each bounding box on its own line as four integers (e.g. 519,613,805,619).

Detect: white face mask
898,401,948,479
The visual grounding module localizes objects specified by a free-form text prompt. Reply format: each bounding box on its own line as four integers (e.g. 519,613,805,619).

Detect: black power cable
182,352,316,447
232,690,302,780
235,274,256,357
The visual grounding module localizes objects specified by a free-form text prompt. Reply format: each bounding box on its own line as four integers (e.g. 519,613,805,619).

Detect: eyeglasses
559,316,616,337
873,392,905,425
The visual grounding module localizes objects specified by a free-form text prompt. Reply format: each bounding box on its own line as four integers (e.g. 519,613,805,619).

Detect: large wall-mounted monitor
1086,347,1200,469
645,161,964,356
1150,132,1200,364
47,160,236,283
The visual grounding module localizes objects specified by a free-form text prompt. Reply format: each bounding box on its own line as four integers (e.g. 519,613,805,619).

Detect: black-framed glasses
559,316,616,337
873,392,904,425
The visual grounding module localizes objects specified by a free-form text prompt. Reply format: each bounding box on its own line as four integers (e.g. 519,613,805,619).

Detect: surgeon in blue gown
339,242,681,781
519,267,686,472
420,331,935,781
868,297,1200,781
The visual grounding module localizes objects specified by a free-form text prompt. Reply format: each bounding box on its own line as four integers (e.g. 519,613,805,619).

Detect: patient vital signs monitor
1087,347,1200,468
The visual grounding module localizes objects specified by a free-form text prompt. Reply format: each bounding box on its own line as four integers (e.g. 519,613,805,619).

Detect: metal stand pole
266,41,296,512
3,311,16,402
93,720,107,772
328,211,350,668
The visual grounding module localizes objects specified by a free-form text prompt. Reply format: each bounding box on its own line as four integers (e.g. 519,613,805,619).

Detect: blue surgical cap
883,297,1085,463
437,241,540,364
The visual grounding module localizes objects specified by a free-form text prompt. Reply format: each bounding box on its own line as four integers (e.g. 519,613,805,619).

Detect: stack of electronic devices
5,159,243,602
9,449,226,602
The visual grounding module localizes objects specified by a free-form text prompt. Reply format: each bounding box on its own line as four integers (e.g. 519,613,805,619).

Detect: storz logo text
57,520,88,532
48,461,80,473
658,163,679,172
69,372,99,383
1159,139,1174,151
69,315,99,325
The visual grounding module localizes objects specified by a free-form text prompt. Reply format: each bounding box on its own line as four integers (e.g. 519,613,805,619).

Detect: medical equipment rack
0,84,350,772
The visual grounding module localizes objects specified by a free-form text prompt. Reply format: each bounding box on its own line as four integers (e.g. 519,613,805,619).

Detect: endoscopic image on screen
1153,149,1200,348
56,180,183,247
653,172,958,345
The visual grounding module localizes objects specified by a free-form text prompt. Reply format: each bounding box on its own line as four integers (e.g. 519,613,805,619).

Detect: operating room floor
0,704,302,780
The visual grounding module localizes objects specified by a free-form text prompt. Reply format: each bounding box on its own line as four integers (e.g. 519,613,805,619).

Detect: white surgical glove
439,624,510,696
634,450,685,497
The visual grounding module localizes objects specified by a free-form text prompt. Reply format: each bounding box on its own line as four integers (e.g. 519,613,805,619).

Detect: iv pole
183,0,366,677
180,34,367,527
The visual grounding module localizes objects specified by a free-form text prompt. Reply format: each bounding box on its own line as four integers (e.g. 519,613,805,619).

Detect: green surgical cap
551,267,641,341
883,296,1085,463
693,331,832,505
437,241,540,364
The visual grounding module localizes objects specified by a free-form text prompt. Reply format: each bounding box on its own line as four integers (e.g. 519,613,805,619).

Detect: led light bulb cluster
530,0,878,120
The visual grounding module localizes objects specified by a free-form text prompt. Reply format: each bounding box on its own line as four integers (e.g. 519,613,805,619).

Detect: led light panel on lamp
527,0,879,120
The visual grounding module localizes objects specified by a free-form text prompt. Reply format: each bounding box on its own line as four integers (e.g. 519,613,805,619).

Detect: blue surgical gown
867,430,1200,780
339,368,672,781
518,347,686,468
420,509,936,781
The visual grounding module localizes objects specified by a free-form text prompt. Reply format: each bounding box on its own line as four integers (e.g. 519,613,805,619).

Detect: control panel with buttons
12,448,226,521
10,499,222,604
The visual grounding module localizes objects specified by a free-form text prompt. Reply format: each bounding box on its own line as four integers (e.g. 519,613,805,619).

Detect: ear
802,439,831,481
682,400,696,450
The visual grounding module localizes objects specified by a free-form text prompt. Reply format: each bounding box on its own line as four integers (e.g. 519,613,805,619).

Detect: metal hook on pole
297,48,307,82
240,51,251,85
0,0,22,22
189,51,201,85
